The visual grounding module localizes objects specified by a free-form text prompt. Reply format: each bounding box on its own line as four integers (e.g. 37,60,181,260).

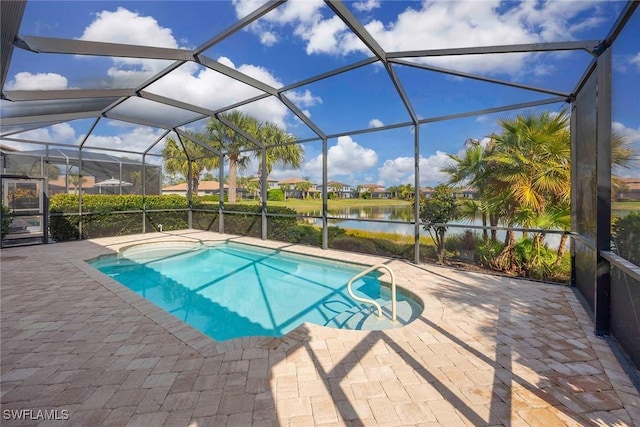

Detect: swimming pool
90,241,422,341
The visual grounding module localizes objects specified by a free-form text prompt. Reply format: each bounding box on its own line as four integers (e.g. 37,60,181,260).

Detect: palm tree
205,111,303,203
399,183,415,201
162,131,219,195
295,180,313,199
442,141,496,243
485,110,571,271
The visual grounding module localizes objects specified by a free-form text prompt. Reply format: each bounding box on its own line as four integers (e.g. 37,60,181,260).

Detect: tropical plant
484,111,571,272
162,130,219,195
205,111,303,203
612,212,640,265
295,180,313,199
329,182,343,199
417,184,458,264
68,173,88,195
399,183,415,201
443,140,495,243
1,203,12,238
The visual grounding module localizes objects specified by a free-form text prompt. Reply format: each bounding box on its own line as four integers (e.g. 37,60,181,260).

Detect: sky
2,0,639,187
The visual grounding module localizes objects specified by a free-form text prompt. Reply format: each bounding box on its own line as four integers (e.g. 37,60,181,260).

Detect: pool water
90,242,421,341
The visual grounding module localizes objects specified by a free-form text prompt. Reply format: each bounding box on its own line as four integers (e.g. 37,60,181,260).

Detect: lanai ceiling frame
1,0,605,150
0,1,634,247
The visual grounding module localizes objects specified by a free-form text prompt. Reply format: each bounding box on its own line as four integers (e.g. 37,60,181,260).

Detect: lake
305,205,567,247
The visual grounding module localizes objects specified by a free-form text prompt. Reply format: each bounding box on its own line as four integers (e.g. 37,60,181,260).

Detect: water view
303,204,591,248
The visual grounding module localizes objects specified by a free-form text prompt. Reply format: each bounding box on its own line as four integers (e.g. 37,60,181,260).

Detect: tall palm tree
162,131,219,195
205,111,303,203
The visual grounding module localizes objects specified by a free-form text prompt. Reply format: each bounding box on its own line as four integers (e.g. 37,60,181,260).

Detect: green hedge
49,194,298,242
49,194,189,241
192,204,298,240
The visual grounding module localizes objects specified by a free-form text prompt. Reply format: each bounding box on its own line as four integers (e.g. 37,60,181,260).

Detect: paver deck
1,230,638,426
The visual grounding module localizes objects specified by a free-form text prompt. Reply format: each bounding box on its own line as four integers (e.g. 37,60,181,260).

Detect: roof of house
48,176,96,188
619,177,640,190
277,177,312,185
248,176,278,182
162,180,227,191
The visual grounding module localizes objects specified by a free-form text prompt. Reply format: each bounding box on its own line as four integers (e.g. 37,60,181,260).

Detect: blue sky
3,0,639,186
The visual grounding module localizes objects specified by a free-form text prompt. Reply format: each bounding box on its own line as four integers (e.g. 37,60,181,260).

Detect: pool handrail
347,264,397,322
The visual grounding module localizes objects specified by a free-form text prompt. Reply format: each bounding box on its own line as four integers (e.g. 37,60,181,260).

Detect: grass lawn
612,201,640,211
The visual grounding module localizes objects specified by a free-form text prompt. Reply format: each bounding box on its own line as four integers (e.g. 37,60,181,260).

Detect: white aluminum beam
390,59,570,98
2,110,101,126
16,35,194,61
4,89,135,101
387,40,602,59
325,1,386,62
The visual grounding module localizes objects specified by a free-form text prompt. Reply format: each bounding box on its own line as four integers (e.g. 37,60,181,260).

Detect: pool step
325,299,419,330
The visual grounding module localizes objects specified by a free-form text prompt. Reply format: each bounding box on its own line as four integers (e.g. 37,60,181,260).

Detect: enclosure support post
142,154,146,234
261,148,267,240
595,47,612,336
570,102,577,288
43,192,49,244
78,148,83,240
414,124,421,264
219,153,225,234
186,151,193,230
322,137,328,250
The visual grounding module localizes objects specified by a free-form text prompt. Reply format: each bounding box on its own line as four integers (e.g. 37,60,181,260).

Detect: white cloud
260,31,278,46
83,125,168,153
286,89,322,107
10,123,78,145
79,7,179,48
612,122,640,177
144,58,291,128
613,121,640,144
631,52,640,70
353,0,380,13
78,7,180,82
378,151,454,187
369,118,384,128
303,136,377,181
298,15,349,55
233,0,604,77
6,72,68,90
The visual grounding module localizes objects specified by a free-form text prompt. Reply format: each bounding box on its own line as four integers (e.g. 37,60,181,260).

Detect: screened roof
1,0,638,183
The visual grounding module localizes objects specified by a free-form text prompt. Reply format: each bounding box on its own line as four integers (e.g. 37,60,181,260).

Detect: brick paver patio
1,230,638,426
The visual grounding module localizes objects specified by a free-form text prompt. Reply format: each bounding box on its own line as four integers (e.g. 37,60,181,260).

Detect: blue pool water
90,241,421,341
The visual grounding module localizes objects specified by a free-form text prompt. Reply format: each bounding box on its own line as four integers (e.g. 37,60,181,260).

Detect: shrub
445,234,462,252
613,211,640,265
513,237,557,280
460,230,477,250
330,236,381,255
267,188,284,201
1,203,12,238
476,240,504,267
276,225,322,246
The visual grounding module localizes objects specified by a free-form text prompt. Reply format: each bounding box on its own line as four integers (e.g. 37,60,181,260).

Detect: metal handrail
347,264,397,322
